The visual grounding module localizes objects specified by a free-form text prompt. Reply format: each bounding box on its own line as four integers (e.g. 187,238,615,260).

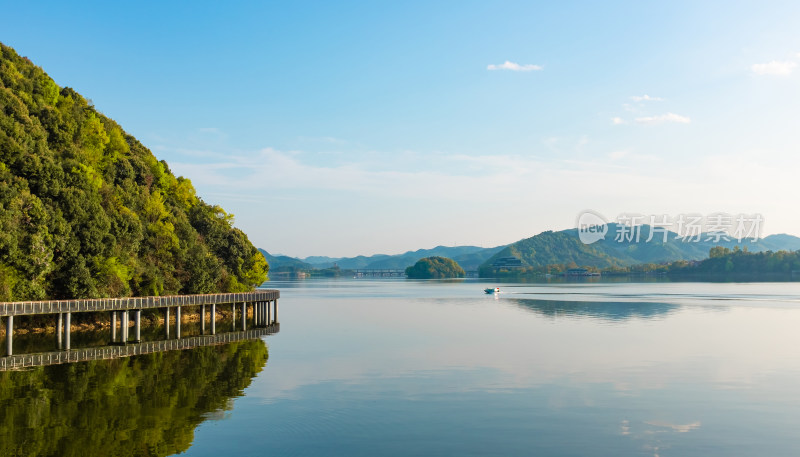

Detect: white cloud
631,94,664,102
487,61,542,71
635,112,691,125
607,149,660,163
751,60,797,76
169,146,681,208
612,117,627,125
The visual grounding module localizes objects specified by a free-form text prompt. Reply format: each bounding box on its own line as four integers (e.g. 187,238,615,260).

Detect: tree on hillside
668,247,800,275
405,256,465,279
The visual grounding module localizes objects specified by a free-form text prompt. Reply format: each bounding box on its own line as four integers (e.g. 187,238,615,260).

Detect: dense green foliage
0,339,268,457
405,256,465,279
0,43,267,301
669,247,800,276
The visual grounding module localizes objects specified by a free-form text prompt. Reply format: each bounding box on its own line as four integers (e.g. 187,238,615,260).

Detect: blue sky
4,1,800,257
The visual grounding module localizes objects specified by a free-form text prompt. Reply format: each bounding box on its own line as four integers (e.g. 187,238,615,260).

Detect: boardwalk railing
0,323,280,371
0,290,280,356
0,290,279,316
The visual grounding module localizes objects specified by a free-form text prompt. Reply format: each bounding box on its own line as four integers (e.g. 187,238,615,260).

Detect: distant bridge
353,269,406,278
352,269,480,278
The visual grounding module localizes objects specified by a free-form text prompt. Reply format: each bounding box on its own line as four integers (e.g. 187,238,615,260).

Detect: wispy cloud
607,149,660,163
614,95,672,125
168,146,678,206
635,112,691,125
487,61,542,71
631,94,664,102
751,60,797,75
609,150,629,160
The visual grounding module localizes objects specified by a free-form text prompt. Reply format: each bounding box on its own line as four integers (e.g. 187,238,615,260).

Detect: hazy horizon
267,222,799,260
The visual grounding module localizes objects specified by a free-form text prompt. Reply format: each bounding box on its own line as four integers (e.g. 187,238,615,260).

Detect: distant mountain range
261,226,800,274
260,245,505,272
258,249,315,271
481,224,800,270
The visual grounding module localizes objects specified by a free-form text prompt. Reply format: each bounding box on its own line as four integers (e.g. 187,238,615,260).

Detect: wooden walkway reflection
0,323,279,371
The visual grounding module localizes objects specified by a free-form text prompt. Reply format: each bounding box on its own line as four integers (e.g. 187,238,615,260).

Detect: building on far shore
491,257,524,269
271,270,309,279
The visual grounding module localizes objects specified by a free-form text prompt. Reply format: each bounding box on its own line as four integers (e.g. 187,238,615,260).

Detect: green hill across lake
480,224,800,276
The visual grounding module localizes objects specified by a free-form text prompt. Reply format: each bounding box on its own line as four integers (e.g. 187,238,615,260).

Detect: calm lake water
3,279,800,456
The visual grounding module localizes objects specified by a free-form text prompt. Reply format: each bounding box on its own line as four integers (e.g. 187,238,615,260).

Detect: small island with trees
405,256,465,279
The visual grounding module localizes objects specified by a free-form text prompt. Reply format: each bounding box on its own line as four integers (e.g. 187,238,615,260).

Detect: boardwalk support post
64,312,71,350
121,311,127,344
176,306,181,339
5,316,12,356
111,311,117,343
211,303,216,335
58,313,64,349
134,310,141,343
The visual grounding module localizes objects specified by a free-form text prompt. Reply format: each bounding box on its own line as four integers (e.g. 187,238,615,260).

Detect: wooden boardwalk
0,290,280,356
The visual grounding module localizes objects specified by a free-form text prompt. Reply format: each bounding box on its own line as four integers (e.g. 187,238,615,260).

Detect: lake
2,279,800,456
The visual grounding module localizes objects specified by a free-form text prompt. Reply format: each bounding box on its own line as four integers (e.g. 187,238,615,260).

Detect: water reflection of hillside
0,339,268,457
512,298,678,321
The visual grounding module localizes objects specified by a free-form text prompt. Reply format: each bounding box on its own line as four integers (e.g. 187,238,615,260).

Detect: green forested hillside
480,230,624,276
0,43,267,301
405,256,465,279
480,224,800,277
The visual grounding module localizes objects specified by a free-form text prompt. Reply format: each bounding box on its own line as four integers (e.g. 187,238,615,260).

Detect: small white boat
484,287,500,294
